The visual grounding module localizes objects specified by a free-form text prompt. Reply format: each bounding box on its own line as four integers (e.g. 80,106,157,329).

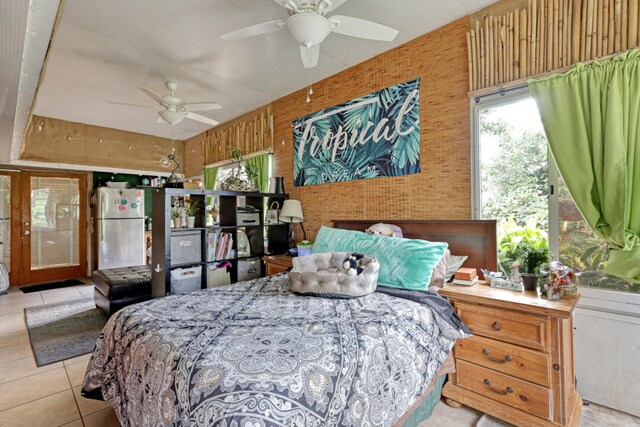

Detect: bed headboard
332,219,498,273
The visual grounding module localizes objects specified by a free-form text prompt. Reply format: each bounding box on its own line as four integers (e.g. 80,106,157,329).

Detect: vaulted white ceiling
26,0,497,145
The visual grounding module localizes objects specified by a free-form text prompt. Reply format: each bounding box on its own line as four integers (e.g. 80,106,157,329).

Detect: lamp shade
280,200,303,223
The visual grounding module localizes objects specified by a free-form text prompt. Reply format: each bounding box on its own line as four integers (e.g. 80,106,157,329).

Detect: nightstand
439,282,582,427
262,255,293,276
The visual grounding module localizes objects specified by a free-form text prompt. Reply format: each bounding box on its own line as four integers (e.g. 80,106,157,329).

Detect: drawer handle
484,379,513,395
482,348,512,364
491,321,502,331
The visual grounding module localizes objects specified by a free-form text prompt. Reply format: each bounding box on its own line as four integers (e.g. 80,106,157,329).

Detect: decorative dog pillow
288,252,379,298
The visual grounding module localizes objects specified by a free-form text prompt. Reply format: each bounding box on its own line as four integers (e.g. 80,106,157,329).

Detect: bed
82,219,497,426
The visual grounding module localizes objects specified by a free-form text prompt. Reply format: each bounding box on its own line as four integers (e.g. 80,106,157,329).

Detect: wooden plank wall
467,0,640,91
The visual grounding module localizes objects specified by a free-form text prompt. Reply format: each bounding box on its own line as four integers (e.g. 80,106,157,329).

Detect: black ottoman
92,265,151,316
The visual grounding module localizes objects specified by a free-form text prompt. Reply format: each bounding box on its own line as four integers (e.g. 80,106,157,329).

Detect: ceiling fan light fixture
286,13,331,45
158,110,186,125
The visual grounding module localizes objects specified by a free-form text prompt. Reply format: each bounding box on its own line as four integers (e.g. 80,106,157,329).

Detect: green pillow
312,226,448,290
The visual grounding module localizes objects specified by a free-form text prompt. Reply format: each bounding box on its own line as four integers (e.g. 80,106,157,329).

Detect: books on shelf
452,277,479,286
454,267,477,282
207,231,235,261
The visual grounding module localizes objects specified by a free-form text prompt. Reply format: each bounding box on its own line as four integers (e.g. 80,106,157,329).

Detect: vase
187,216,196,228
547,286,565,300
560,284,578,296
172,218,181,228
521,274,539,291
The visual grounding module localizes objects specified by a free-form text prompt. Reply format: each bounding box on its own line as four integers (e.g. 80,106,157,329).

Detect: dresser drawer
457,360,551,420
456,302,549,351
455,335,551,387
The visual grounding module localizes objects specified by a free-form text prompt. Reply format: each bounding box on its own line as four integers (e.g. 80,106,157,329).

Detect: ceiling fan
139,82,221,126
220,0,399,69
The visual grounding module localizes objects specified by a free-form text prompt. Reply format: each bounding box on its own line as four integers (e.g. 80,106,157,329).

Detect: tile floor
1,282,639,427
0,283,119,427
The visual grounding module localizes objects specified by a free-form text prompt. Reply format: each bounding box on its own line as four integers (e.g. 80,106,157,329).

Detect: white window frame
470,86,559,260
470,86,640,310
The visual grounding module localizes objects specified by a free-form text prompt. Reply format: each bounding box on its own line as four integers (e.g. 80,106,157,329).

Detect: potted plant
219,150,258,192
520,247,549,290
170,207,182,228
186,201,201,228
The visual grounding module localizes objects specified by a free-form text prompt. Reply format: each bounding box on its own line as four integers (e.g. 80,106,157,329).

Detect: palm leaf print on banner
293,78,421,186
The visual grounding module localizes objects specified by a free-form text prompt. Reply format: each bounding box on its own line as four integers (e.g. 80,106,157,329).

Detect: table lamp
279,199,306,249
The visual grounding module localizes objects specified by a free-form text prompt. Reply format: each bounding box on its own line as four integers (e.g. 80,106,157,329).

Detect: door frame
20,171,88,284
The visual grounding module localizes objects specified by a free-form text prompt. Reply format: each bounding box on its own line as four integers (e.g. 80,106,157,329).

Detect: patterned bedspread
82,274,469,427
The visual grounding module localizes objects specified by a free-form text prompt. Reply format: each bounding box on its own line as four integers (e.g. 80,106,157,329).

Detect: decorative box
171,266,202,294
237,212,260,226
170,230,201,266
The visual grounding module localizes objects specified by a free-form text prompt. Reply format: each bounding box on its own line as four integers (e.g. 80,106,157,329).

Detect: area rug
25,298,107,366
21,279,86,293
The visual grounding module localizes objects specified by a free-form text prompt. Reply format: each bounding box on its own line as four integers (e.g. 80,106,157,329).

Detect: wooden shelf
151,188,289,298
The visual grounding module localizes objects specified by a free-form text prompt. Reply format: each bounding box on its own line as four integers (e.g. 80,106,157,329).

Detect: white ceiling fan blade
139,87,167,106
186,112,219,126
107,101,156,109
184,102,221,112
329,15,399,41
317,0,349,14
156,116,164,123
300,44,319,69
273,0,301,12
220,20,286,41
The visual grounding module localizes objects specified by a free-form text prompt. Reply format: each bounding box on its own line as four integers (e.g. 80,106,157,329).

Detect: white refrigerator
96,188,146,269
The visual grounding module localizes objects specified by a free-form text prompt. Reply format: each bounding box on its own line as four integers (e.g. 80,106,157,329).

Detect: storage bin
237,212,260,226
207,264,231,288
171,230,201,266
238,258,261,282
171,266,202,294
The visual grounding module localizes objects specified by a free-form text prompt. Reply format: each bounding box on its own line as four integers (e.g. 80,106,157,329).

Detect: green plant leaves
293,78,421,186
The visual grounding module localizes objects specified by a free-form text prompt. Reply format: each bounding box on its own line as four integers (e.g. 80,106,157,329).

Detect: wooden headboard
332,219,497,273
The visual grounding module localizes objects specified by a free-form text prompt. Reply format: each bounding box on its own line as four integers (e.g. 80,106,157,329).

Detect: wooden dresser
439,282,582,427
262,255,293,276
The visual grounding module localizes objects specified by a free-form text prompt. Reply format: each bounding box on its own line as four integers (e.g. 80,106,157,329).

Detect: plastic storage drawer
171,230,201,266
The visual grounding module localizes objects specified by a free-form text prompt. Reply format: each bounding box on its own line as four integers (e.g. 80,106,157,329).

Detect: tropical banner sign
293,77,421,186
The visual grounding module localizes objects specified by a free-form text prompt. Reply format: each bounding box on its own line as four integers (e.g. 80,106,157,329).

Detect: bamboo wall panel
271,19,472,240
467,0,640,91
21,115,184,173
203,106,273,164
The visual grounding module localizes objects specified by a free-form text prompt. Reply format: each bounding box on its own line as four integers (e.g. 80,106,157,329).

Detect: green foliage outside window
480,104,637,293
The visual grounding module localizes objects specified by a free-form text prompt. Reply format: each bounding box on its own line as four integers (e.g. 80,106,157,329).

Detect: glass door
0,172,21,285
20,172,87,284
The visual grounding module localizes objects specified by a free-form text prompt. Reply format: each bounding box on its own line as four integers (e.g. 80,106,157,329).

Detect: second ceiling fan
220,0,399,69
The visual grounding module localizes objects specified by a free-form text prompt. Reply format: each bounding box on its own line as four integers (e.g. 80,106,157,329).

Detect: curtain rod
203,149,272,169
469,48,634,100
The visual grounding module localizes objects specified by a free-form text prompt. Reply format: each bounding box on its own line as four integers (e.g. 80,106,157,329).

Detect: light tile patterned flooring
1,283,639,427
0,283,119,427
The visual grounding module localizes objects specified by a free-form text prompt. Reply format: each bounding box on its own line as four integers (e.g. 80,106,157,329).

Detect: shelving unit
151,188,288,298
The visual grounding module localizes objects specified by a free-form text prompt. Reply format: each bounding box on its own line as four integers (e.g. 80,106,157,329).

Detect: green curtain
203,166,219,190
529,49,640,283
244,153,270,193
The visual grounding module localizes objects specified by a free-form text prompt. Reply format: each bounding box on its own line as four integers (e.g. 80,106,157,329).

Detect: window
214,154,273,191
472,89,638,294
